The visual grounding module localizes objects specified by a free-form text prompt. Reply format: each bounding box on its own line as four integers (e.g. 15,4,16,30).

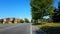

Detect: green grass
37,23,60,28
36,23,60,34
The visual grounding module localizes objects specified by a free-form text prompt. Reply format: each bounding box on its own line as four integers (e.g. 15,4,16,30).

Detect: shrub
20,19,24,23
24,18,30,23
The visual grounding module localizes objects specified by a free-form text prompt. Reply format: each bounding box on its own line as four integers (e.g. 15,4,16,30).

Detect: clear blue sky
0,0,59,20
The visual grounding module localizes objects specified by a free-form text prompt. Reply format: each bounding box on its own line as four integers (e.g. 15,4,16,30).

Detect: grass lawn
37,23,60,28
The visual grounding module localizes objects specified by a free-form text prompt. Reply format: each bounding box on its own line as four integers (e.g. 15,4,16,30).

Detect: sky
53,0,59,8
0,0,59,20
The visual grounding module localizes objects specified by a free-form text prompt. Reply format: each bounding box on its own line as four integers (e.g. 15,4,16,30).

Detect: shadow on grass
36,26,60,34
35,30,46,34
38,26,60,34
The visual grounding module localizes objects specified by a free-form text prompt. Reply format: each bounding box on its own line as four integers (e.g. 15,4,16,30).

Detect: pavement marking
30,23,32,34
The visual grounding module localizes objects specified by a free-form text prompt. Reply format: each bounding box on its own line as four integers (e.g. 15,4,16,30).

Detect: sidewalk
32,25,46,34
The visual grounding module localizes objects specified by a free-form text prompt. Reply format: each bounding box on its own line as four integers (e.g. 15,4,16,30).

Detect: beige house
2,18,20,24
3,18,6,24
14,18,20,23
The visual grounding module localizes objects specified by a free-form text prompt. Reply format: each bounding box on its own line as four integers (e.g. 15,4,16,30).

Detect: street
0,23,30,34
0,23,45,34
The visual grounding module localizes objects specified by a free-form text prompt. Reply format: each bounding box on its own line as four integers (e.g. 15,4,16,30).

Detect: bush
41,26,60,34
5,20,9,24
20,19,24,23
0,19,3,24
24,18,30,23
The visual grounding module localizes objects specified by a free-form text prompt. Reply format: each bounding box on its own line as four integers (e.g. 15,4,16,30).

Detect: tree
24,18,29,23
52,8,57,22
52,1,60,22
57,1,60,22
20,19,24,23
0,19,3,23
58,1,60,13
12,18,15,23
30,0,55,21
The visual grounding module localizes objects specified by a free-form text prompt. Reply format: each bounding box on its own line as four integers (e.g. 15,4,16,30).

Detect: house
2,18,20,24
14,18,20,23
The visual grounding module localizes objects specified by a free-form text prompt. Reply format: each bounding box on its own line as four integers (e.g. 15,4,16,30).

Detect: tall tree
30,0,55,21
56,1,60,22
52,1,60,22
52,8,57,22
58,1,60,12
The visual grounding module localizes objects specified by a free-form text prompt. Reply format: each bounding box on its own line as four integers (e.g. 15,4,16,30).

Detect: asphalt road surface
0,23,31,34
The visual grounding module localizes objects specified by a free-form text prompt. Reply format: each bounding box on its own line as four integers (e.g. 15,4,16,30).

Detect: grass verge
37,23,60,28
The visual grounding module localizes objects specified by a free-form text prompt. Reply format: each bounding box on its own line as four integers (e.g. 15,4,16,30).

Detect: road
0,23,31,34
0,23,45,34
